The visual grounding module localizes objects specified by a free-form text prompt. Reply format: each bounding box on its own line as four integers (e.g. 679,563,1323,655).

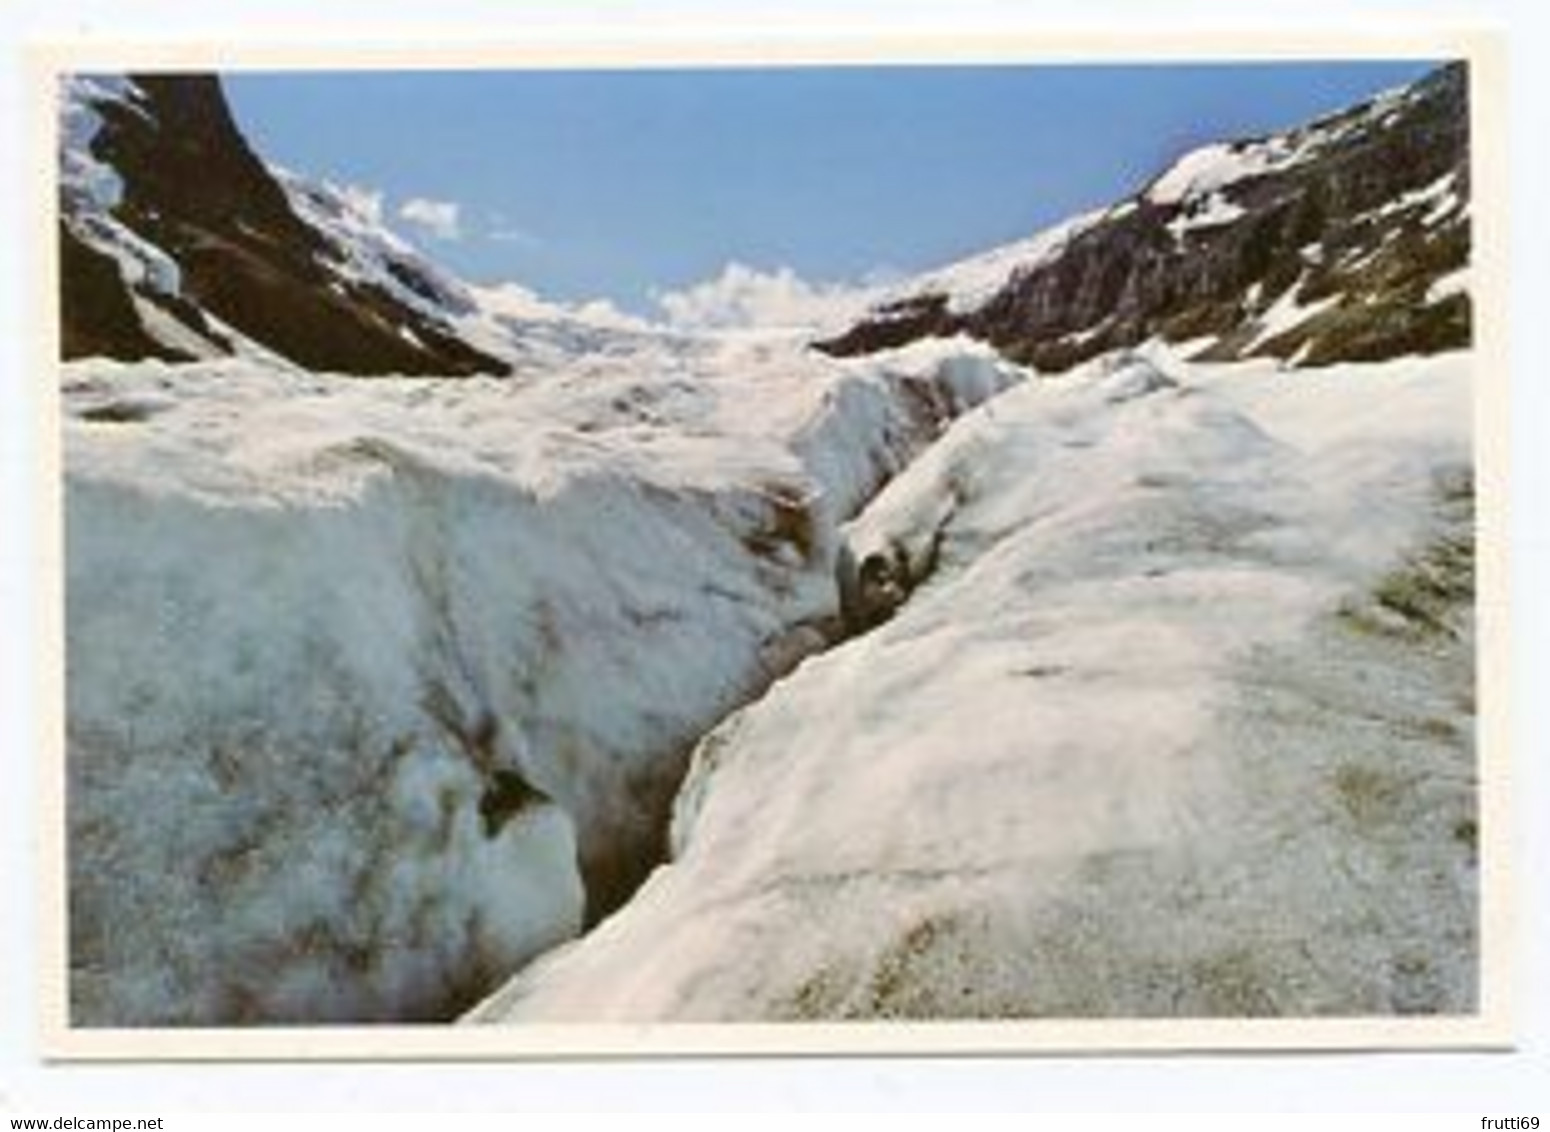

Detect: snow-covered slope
273,170,659,366
884,208,1113,319
64,334,1023,1025
466,349,1476,1021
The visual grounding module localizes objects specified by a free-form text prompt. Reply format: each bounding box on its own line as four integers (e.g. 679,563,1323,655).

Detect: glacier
64,332,1022,1024
465,349,1477,1021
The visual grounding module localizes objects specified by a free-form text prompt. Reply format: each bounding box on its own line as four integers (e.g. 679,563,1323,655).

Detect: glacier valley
57,65,1479,1027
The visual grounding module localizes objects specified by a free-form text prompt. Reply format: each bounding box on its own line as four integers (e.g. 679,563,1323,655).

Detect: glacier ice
63,334,1022,1025
466,351,1478,1022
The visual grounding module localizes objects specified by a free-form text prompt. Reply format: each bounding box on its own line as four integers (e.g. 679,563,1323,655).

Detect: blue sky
225,60,1438,314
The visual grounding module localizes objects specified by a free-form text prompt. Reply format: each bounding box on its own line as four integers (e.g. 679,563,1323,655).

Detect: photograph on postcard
46,41,1501,1048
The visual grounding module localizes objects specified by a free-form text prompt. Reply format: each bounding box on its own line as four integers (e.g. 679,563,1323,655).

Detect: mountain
58,74,510,376
818,63,1469,371
59,65,1470,379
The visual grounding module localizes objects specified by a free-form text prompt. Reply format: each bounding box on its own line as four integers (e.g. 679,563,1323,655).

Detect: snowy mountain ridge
820,63,1469,371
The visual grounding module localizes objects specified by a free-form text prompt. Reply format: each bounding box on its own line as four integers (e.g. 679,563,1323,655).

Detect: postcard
34,26,1510,1059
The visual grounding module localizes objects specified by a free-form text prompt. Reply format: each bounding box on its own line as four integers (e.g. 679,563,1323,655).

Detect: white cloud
651,261,877,333
474,281,652,334
398,197,462,241
488,226,542,247
484,212,543,248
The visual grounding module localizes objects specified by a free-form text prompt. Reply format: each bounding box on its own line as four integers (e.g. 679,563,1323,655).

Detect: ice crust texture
467,350,1476,1022
64,335,1019,1024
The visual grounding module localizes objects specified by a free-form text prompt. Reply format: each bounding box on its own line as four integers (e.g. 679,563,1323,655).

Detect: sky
225,60,1439,318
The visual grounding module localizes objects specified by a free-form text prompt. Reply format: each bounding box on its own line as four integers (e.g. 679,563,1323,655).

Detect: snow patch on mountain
58,75,135,214
896,209,1109,316
1145,79,1413,210
1146,137,1304,206
1427,265,1471,305
58,76,184,301
1165,191,1248,241
1369,170,1462,227
1242,282,1342,354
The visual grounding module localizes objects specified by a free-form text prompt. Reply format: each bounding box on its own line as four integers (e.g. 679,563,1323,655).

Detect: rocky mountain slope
58,74,510,376
818,63,1469,371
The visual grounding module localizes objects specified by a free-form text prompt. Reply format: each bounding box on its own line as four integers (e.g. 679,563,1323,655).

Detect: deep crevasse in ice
466,349,1477,1022
64,334,1021,1024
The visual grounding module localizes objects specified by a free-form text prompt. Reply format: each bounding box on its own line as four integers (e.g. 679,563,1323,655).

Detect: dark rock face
60,74,509,376
819,63,1470,370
